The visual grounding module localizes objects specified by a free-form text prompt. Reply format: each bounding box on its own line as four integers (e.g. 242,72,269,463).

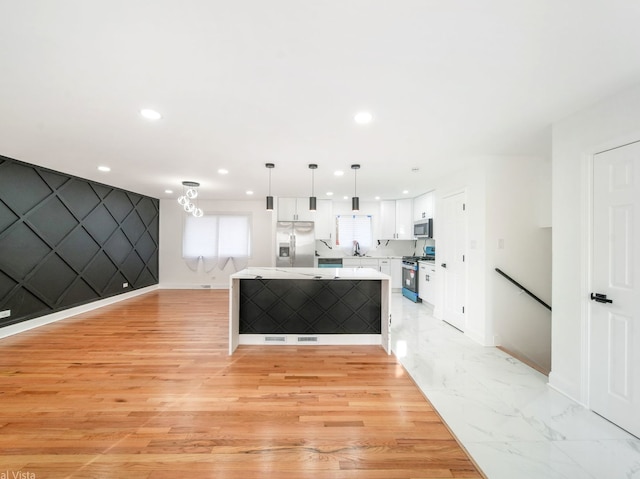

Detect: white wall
432,159,488,341
485,156,552,372
551,83,640,402
159,198,275,288
431,154,551,355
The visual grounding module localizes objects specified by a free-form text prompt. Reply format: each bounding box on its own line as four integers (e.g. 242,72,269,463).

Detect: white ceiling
1,0,640,202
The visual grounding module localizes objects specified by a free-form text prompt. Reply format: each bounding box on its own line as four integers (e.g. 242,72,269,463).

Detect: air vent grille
297,336,318,343
265,336,286,343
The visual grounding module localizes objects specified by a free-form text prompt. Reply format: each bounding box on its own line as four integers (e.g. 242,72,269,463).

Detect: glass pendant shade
177,181,202,217
352,196,360,211
309,196,317,211
266,195,274,211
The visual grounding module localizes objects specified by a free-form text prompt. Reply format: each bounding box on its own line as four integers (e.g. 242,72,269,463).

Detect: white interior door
590,141,640,438
441,191,467,331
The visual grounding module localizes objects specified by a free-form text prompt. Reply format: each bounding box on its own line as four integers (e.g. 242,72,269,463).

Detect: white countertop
230,267,391,280
316,255,403,259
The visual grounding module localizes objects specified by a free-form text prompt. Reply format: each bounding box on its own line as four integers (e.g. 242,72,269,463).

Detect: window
183,214,251,270
336,215,372,251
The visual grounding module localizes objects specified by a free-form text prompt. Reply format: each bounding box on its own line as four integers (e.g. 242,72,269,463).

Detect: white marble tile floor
390,293,640,479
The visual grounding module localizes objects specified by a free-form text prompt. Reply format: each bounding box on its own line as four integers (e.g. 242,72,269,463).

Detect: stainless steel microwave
413,218,433,238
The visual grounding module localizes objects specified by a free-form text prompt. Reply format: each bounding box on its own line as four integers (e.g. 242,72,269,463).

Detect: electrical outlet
122,282,128,288
0,310,10,319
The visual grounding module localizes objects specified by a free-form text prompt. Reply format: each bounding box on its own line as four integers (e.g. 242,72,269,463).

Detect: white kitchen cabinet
343,257,380,270
418,261,437,304
338,257,402,289
413,191,434,222
380,258,402,290
390,258,402,289
379,199,413,239
315,199,334,239
342,258,363,268
378,258,391,276
359,258,379,269
277,197,315,221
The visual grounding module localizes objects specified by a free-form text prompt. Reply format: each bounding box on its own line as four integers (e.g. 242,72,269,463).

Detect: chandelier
177,181,203,217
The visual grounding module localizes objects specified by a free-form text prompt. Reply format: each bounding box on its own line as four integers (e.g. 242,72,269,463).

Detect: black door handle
591,293,613,304
441,263,447,268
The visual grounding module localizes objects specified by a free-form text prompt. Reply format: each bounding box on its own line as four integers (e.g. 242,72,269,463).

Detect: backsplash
315,238,435,257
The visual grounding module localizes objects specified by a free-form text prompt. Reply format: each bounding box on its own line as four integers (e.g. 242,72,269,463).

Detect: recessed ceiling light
334,170,344,177
343,196,349,200
97,166,110,172
402,190,409,194
354,111,373,125
375,196,380,200
218,168,229,175
326,192,333,196
140,108,162,120
165,189,173,194
246,190,254,195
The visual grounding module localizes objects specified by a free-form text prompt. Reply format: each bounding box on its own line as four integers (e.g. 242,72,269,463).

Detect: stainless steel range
402,254,435,302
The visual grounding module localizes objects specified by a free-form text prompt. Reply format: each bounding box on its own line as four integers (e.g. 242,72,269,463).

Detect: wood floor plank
0,290,484,478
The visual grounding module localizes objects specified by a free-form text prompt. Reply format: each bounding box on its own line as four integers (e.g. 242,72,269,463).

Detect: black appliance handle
441,263,447,268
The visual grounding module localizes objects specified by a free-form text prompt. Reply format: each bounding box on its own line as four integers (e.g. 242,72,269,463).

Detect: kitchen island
228,267,391,354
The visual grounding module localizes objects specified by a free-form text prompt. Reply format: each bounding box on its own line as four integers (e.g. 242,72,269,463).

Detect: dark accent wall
239,279,382,334
0,155,159,328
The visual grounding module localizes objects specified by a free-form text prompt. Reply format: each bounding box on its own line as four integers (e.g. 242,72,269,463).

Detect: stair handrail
494,268,551,311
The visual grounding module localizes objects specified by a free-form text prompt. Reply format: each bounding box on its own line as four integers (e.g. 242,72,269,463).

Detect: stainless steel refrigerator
276,221,315,267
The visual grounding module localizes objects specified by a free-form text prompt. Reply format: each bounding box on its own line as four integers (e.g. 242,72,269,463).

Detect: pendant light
177,181,203,217
351,164,360,211
265,163,275,210
308,164,318,211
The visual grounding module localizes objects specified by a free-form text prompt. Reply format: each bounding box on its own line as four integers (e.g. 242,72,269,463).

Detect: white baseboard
158,283,228,290
548,371,585,406
464,327,490,346
0,285,158,340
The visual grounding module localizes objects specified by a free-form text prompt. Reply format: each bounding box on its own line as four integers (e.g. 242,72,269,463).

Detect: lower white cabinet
378,258,391,276
343,258,380,269
359,258,380,269
341,258,402,289
418,261,437,304
389,258,402,290
342,258,362,268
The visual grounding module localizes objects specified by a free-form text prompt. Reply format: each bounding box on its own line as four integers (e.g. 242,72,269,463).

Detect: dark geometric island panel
239,279,382,334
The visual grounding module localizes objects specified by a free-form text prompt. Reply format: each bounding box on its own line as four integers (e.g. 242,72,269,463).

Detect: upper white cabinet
379,199,413,239
277,197,315,222
413,191,434,222
315,199,334,240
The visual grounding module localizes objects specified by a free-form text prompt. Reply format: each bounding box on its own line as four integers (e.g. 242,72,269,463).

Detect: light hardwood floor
0,290,483,478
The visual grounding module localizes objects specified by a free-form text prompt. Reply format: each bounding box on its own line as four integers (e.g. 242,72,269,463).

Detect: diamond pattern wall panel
239,279,382,334
0,155,159,328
